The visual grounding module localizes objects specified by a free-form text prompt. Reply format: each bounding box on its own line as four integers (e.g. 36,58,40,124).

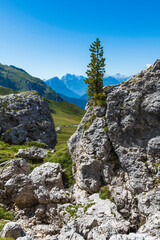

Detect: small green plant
6,129,13,133
0,206,14,221
84,203,95,213
154,179,160,188
111,211,116,216
65,204,82,218
99,186,114,202
94,93,106,107
152,162,160,171
104,126,108,133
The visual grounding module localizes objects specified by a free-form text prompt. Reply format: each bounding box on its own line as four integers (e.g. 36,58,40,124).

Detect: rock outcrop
68,59,160,239
1,222,26,239
0,91,57,148
0,159,72,209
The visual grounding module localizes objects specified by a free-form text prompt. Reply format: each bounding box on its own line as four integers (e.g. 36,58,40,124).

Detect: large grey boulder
16,147,48,160
0,158,37,207
29,162,71,204
1,222,26,239
0,91,57,148
105,61,160,193
4,173,37,208
1,158,30,182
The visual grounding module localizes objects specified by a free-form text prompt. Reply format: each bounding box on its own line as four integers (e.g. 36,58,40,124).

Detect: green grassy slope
0,64,62,101
0,86,19,95
47,99,84,127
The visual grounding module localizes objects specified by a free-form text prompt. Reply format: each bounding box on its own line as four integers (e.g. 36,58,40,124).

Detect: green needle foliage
84,38,106,100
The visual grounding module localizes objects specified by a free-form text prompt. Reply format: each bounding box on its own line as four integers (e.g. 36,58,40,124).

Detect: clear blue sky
0,0,160,79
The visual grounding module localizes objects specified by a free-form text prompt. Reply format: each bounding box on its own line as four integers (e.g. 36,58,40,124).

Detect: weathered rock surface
68,104,111,193
16,147,48,160
17,237,34,240
30,162,72,204
109,233,157,240
0,159,71,208
0,91,57,148
1,222,26,239
67,60,160,239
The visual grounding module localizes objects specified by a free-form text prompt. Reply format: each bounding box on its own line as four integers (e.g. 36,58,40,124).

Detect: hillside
59,93,87,110
0,64,62,101
0,85,19,95
46,99,84,127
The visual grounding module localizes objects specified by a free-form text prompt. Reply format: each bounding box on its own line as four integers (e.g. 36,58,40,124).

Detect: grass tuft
99,186,114,202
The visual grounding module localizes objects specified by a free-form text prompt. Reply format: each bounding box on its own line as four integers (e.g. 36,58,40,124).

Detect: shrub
0,207,14,221
99,186,113,202
94,93,106,107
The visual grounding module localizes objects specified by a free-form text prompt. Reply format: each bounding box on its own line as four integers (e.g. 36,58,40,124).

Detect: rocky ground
0,60,160,239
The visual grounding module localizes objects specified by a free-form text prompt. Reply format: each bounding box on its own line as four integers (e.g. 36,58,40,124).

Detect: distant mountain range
46,73,130,97
0,63,130,110
45,73,130,109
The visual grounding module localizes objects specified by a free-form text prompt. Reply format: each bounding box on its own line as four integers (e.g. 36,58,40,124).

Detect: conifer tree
84,38,105,99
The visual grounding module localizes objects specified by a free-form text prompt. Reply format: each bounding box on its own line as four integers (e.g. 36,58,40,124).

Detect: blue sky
0,0,160,79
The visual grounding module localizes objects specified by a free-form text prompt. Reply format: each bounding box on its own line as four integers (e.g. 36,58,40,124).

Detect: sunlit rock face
0,91,57,148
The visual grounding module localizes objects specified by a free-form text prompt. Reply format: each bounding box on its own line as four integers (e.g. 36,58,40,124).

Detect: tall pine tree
84,38,105,100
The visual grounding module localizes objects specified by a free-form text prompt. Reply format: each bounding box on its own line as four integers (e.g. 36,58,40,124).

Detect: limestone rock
1,222,26,239
67,59,160,239
0,158,36,207
29,162,71,204
0,91,57,148
16,147,48,160
68,105,111,193
1,158,30,182
138,212,160,237
4,174,37,208
109,233,157,240
17,237,34,240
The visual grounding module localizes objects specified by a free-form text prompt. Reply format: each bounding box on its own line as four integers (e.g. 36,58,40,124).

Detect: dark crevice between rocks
107,149,121,172
106,139,121,173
